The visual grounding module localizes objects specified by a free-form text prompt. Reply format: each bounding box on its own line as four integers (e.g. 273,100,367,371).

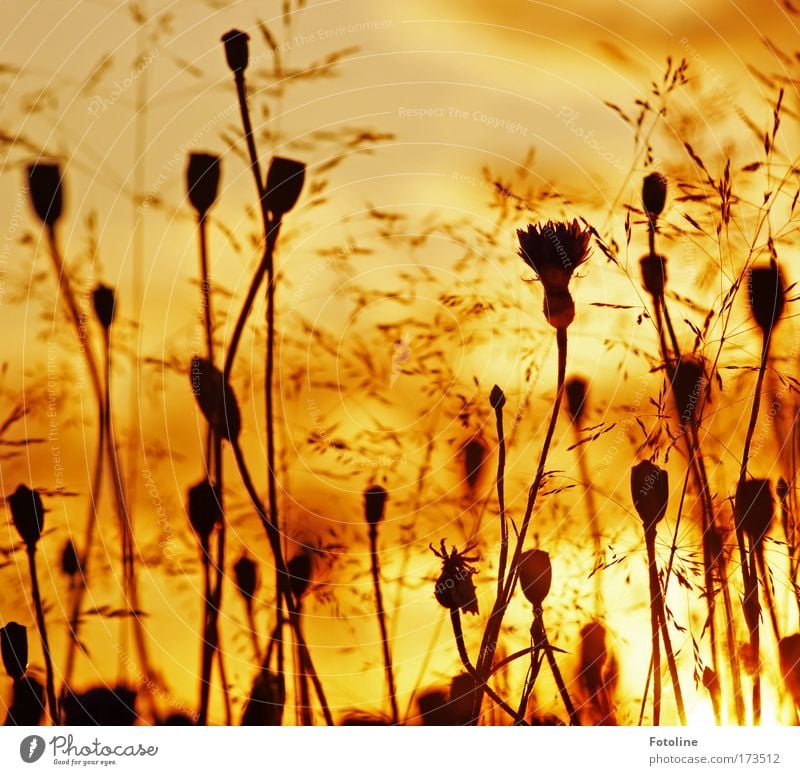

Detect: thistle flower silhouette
517,219,592,329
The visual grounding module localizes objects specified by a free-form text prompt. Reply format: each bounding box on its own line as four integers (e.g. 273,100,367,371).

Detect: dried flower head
0,622,28,681
640,253,668,298
461,436,487,492
489,385,506,411
778,633,800,707
363,484,388,527
8,485,45,548
190,356,241,441
519,549,552,609
186,479,222,542
60,539,80,578
27,162,63,227
517,219,591,329
430,539,479,615
565,376,588,424
735,478,774,545
186,153,221,218
264,157,306,217
670,354,707,430
748,261,786,335
642,172,667,218
233,555,258,601
630,460,669,531
221,29,250,73
92,283,116,330
241,669,285,726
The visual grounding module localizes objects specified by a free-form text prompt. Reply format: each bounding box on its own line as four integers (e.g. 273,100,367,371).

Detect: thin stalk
644,528,662,725
574,438,603,616
472,326,568,719
448,609,525,723
198,536,213,725
494,396,508,600
538,615,579,726
514,638,543,724
368,524,399,723
245,599,261,662
230,438,333,725
233,71,268,232
755,546,781,644
27,545,58,724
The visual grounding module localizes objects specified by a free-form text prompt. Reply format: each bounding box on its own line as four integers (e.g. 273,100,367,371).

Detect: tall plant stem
538,614,579,726
736,329,773,724
27,546,59,724
448,609,525,723
198,537,214,725
494,396,508,600
574,439,603,616
368,524,399,723
472,326,567,720
230,439,333,725
644,529,662,725
233,71,267,232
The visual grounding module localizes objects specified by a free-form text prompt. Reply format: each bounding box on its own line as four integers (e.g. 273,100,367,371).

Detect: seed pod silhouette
27,162,63,226
431,541,479,615
519,549,552,609
264,157,306,217
778,633,800,706
4,675,44,725
186,153,221,219
642,173,668,218
241,669,285,725
670,354,706,430
639,253,667,298
489,384,506,410
748,261,786,335
60,539,80,578
630,461,669,531
461,436,487,493
0,622,28,681
287,553,313,602
363,485,388,527
8,485,45,548
565,377,588,424
186,479,222,542
735,478,774,546
190,356,241,441
233,555,258,601
220,29,250,73
92,283,116,330
61,686,137,725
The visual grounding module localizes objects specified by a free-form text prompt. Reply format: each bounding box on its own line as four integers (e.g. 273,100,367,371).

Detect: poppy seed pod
233,555,258,601
543,288,575,330
190,356,241,441
579,621,608,692
431,540,479,615
565,376,588,424
221,29,249,73
186,153,221,218
489,385,506,411
462,437,487,492
630,460,669,531
734,478,774,545
92,283,116,330
642,172,668,218
363,484,388,527
264,157,306,217
287,553,313,601
27,162,63,226
0,622,28,681
60,539,80,578
186,479,222,541
748,262,786,335
778,633,800,706
8,485,45,548
519,549,552,609
670,354,706,430
5,674,44,725
640,253,667,298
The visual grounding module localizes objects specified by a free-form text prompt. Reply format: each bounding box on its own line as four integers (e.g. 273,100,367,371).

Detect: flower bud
735,478,774,545
92,283,116,330
671,354,706,430
287,553,312,601
489,385,506,411
642,172,667,218
61,539,80,578
233,555,258,601
186,479,222,542
630,460,669,531
363,485,388,527
0,622,28,681
748,261,786,335
565,377,588,424
190,356,241,441
27,162,63,227
639,253,667,298
186,153,221,219
519,549,552,609
221,29,249,73
264,157,305,217
8,485,45,548
543,289,575,330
